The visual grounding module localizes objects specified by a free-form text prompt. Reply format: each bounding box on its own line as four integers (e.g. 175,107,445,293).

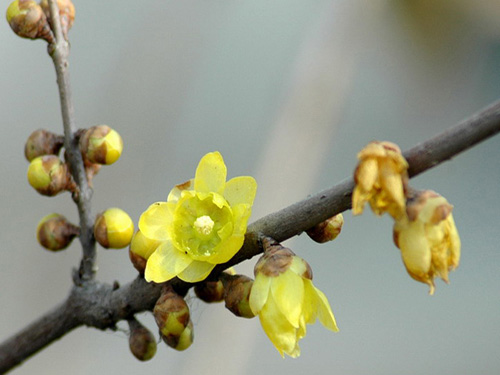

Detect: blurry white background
1,0,500,374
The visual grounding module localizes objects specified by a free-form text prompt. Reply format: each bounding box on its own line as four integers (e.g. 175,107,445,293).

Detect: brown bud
6,0,53,41
161,320,194,351
39,0,75,38
128,318,157,361
79,125,123,165
24,129,64,161
306,213,344,243
36,213,79,251
222,274,255,318
194,279,225,303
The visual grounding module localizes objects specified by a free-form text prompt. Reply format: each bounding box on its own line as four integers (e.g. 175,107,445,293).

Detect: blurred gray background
1,0,500,374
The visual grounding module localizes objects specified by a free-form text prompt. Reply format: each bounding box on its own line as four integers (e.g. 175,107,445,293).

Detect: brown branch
1,99,500,373
47,0,96,282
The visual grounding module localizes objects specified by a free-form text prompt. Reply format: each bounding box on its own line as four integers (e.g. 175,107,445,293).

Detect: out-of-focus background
1,0,500,374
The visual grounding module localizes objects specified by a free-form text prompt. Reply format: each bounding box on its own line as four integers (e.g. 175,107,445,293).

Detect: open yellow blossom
249,239,338,358
139,152,257,283
352,141,409,219
393,190,461,295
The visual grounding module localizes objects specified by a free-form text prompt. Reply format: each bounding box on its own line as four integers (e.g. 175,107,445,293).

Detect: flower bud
6,0,53,41
79,125,123,165
194,279,224,303
154,290,190,337
161,320,194,351
94,208,134,249
27,155,73,196
128,318,157,361
306,213,344,243
40,0,75,38
222,274,255,318
36,213,79,251
129,230,161,275
24,129,64,161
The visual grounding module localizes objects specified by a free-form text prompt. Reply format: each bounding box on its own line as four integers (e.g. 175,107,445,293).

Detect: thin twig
1,99,499,373
47,0,96,282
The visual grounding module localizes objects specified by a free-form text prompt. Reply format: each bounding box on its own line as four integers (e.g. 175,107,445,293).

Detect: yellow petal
144,241,192,283
177,260,216,282
259,295,300,357
138,202,176,241
231,204,252,236
270,271,304,328
224,176,257,206
310,283,338,331
355,158,378,193
194,152,227,195
205,234,244,264
249,274,272,315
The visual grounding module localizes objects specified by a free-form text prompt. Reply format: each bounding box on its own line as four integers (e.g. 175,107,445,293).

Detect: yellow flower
352,141,409,219
393,190,461,295
139,152,257,283
249,239,338,358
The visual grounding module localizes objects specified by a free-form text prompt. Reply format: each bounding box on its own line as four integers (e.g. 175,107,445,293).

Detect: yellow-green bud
6,0,53,41
36,213,79,251
306,213,344,243
161,320,194,351
222,274,255,318
154,290,190,339
27,155,73,196
94,208,134,249
128,319,157,362
24,129,64,161
39,0,75,38
79,125,123,165
129,230,161,275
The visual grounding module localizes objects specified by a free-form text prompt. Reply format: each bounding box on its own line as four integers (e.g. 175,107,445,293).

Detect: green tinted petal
194,152,227,194
204,234,244,264
144,241,192,283
138,202,175,241
249,273,272,314
259,295,300,358
270,271,304,328
177,260,216,282
224,176,257,206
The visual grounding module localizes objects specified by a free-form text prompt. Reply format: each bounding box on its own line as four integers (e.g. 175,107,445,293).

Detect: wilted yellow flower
139,152,257,283
393,190,461,295
352,141,409,219
249,239,338,358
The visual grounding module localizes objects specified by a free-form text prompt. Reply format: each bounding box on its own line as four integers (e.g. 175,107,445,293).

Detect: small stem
47,0,96,282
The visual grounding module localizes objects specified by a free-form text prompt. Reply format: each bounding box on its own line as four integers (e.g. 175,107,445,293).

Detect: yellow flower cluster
353,141,461,294
249,240,338,357
138,152,257,283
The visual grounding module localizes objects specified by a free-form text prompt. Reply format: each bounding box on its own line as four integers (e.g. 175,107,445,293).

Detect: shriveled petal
205,234,244,264
177,260,216,282
270,271,304,328
194,152,227,195
224,176,257,206
447,215,461,269
167,179,193,202
379,160,405,218
144,241,192,283
259,294,300,357
249,274,272,315
355,158,378,193
138,202,175,241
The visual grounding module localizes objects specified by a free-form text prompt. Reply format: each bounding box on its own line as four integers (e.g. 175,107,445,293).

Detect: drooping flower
352,141,409,219
393,190,461,295
139,152,257,283
249,238,338,358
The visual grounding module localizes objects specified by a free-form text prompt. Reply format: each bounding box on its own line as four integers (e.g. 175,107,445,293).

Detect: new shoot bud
306,213,344,243
222,274,255,318
94,208,134,249
36,213,79,251
24,129,64,161
127,318,157,362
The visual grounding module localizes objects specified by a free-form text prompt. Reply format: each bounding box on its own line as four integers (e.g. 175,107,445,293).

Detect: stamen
194,215,215,236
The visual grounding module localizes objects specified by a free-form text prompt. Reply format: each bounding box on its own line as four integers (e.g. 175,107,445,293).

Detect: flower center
193,215,215,236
